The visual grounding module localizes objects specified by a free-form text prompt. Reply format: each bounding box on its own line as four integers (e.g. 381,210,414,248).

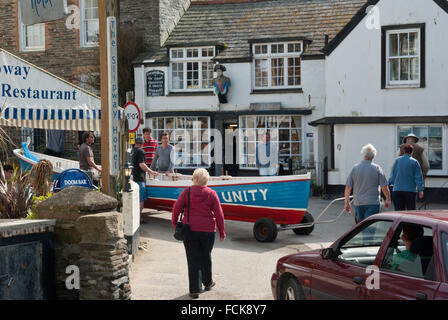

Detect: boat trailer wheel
292,211,315,235
253,218,278,242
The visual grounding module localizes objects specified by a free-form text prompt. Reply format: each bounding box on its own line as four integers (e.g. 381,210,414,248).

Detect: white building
133,0,366,177
310,0,448,200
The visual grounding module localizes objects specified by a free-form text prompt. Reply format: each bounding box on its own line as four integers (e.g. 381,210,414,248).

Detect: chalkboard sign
147,70,165,97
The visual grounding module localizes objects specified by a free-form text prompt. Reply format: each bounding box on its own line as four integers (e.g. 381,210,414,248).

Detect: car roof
374,210,448,224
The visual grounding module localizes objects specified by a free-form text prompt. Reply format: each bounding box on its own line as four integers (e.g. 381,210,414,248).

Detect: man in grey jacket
150,131,175,176
345,144,391,222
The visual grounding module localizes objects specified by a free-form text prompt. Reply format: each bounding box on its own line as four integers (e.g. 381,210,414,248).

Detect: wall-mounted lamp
123,162,133,192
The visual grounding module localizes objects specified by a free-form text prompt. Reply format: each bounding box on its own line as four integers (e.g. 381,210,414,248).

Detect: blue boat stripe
147,179,310,210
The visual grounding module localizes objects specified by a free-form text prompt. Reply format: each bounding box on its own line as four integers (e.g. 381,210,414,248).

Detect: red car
271,210,448,300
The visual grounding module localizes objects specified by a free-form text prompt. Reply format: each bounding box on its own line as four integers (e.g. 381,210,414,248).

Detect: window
150,116,211,168
337,220,393,266
169,47,215,91
253,42,302,89
239,115,302,169
21,128,46,152
382,24,425,88
441,232,448,281
80,0,99,47
18,7,45,51
397,125,445,172
381,223,435,280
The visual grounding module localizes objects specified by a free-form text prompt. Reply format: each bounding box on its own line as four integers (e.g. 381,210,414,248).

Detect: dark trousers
183,231,215,294
392,191,417,210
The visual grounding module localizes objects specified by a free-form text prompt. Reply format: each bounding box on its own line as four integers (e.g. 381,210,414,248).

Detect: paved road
129,196,359,300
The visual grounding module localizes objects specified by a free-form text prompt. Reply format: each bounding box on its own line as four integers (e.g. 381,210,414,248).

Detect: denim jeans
183,231,216,294
354,204,381,222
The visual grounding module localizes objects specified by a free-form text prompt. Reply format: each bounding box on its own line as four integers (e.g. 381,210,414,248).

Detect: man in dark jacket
398,133,430,179
132,137,158,222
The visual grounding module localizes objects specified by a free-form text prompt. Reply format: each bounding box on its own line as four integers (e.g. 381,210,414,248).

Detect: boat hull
15,149,65,180
13,148,100,182
144,175,310,225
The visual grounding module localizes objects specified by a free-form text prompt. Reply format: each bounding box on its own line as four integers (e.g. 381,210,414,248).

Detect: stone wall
36,187,131,300
76,212,131,300
119,0,191,50
119,0,160,51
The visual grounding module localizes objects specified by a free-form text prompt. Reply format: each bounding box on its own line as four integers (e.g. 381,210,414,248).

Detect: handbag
174,187,191,241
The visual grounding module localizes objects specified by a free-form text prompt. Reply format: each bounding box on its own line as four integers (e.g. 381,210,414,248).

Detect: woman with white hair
172,168,226,299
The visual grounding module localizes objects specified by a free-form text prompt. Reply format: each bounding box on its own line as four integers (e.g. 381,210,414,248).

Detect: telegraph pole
99,0,118,196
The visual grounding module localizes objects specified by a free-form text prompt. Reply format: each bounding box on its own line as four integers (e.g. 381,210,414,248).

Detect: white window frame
80,0,99,47
252,41,303,90
395,124,446,175
18,6,45,52
169,47,215,92
238,115,303,170
150,116,211,169
386,28,421,88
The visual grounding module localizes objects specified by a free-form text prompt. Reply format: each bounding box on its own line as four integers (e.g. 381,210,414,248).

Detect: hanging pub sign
146,70,165,97
19,0,67,25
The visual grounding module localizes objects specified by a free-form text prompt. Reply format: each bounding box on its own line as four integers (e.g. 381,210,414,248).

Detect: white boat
13,142,100,180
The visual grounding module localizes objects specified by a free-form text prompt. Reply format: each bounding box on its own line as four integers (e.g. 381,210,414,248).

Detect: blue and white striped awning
0,106,102,131
0,48,120,131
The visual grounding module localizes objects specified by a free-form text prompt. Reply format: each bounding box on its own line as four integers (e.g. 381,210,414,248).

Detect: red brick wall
0,0,99,86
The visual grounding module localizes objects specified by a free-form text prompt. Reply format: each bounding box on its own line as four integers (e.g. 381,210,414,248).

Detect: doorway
223,121,239,176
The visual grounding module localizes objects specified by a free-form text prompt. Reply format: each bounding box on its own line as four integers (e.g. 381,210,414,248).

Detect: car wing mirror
321,248,335,260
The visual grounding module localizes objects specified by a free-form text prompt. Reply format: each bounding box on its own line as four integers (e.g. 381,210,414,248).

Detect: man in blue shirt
389,144,424,211
256,130,279,176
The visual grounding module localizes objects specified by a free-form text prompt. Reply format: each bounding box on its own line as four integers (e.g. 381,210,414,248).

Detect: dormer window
169,47,215,91
252,41,302,89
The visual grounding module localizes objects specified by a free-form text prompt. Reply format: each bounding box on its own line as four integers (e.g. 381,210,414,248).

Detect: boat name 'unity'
221,189,268,203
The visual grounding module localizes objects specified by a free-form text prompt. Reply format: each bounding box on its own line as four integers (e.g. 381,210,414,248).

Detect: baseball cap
135,137,144,144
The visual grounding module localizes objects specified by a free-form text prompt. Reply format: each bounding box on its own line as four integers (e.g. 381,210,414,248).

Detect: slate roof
134,0,369,65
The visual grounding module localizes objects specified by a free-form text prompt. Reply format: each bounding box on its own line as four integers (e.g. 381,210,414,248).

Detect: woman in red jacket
172,168,226,299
